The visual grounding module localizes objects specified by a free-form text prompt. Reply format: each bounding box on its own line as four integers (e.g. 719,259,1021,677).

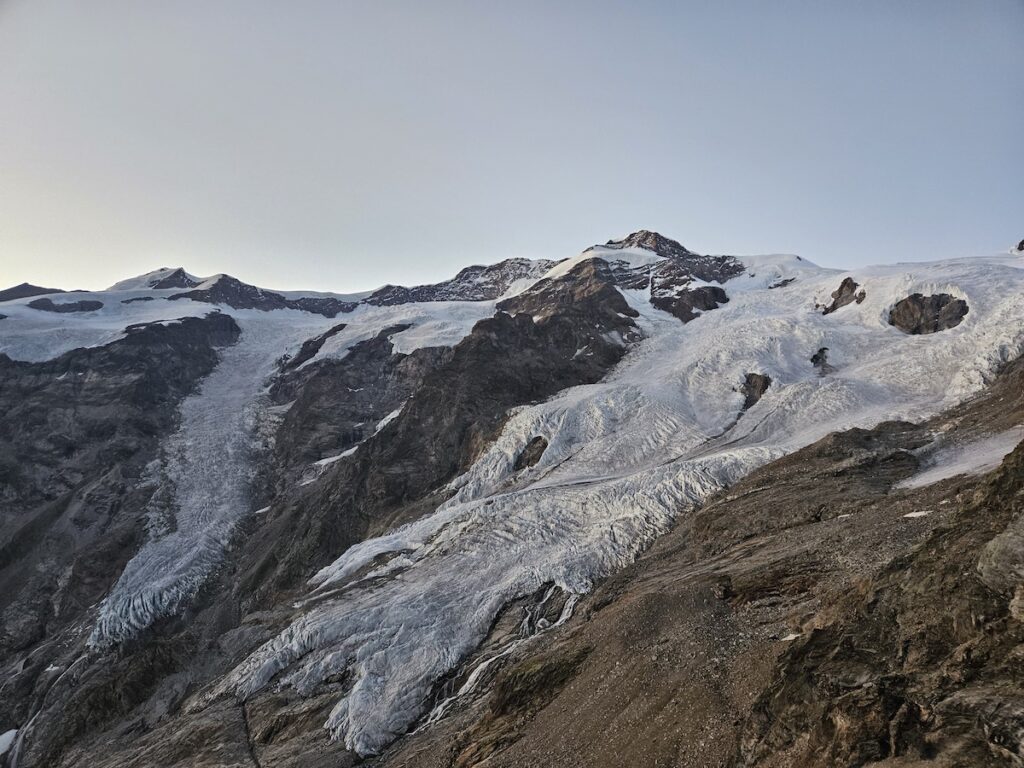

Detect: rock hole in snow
513,436,549,471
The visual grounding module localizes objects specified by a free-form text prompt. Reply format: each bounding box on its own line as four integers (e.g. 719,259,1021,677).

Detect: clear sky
1,1,1021,293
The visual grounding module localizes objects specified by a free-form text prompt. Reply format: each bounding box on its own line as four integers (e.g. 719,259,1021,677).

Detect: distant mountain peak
149,267,200,290
108,267,202,291
600,230,696,259
0,282,66,303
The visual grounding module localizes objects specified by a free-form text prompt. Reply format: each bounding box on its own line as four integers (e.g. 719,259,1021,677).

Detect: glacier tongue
89,315,328,647
211,254,1024,755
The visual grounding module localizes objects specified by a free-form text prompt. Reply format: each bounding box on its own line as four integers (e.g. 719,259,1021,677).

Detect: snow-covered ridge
107,266,201,291
210,250,1024,755
0,260,551,363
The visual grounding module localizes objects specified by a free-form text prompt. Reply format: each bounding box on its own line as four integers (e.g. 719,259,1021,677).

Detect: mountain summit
600,229,697,259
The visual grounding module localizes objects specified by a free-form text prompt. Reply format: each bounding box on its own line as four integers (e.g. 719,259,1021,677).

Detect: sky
0,1,1021,293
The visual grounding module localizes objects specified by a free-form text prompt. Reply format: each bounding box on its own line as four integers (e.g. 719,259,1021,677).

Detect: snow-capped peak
599,229,696,259
108,267,202,291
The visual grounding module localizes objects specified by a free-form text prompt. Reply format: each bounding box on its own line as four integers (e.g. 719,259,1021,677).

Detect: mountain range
1,232,1023,768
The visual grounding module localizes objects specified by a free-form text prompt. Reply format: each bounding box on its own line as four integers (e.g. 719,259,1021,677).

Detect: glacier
206,252,1024,755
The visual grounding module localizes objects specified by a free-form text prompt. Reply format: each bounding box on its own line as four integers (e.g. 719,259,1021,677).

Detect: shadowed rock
149,268,200,290
27,297,103,313
740,373,772,410
811,346,833,374
281,322,349,370
513,436,548,471
650,285,728,323
366,258,558,306
888,293,969,334
170,275,357,317
821,277,866,314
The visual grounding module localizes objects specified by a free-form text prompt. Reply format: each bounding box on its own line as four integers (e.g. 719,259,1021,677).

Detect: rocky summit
1,234,1023,768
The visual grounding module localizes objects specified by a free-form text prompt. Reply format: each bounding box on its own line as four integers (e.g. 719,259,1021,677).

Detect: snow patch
897,426,1024,489
0,729,17,757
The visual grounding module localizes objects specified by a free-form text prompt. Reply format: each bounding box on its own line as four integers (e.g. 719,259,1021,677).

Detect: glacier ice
88,315,329,646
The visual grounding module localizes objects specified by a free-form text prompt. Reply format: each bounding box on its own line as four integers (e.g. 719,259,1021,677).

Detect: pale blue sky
1,1,1021,292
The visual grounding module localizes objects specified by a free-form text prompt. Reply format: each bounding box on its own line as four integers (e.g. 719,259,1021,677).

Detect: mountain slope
0,234,1022,768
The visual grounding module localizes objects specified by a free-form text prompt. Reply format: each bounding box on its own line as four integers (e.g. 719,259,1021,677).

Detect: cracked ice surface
214,254,1024,755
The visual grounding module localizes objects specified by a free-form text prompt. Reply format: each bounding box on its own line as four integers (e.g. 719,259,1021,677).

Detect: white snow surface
208,252,1024,755
0,287,216,362
298,300,499,365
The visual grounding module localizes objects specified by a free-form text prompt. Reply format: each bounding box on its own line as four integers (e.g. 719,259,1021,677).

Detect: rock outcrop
513,436,549,471
26,297,103,313
821,277,866,314
888,293,969,334
170,275,357,317
740,372,772,410
148,267,200,290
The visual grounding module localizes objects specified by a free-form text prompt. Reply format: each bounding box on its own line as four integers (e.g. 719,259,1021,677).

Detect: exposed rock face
599,230,746,286
740,442,1024,768
600,230,697,260
651,284,728,322
740,372,772,410
27,297,103,313
810,346,833,374
149,267,200,290
170,275,357,317
267,324,448,491
280,322,348,371
888,293,969,334
366,258,558,305
241,258,641,601
0,283,65,303
821,277,866,314
1016,239,1024,253
584,231,743,324
0,314,240,761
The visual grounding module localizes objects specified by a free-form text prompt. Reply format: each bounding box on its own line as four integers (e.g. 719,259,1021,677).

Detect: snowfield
208,251,1024,755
